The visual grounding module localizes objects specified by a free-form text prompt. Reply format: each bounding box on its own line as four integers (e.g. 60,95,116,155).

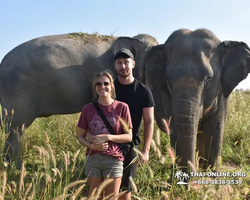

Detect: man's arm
140,106,154,165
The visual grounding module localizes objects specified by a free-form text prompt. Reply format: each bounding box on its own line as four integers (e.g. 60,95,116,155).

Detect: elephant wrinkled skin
141,29,250,172
0,33,158,168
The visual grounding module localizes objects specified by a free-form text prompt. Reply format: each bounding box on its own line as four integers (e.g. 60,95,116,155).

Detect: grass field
0,91,250,199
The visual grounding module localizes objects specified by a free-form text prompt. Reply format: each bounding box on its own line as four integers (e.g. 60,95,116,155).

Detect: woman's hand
92,142,109,151
92,134,109,144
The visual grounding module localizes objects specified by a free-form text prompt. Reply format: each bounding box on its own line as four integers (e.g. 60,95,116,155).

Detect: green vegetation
0,92,250,199
68,32,115,42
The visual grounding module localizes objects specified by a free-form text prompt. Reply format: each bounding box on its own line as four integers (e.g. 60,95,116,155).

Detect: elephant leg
202,115,225,170
2,101,36,169
4,125,23,169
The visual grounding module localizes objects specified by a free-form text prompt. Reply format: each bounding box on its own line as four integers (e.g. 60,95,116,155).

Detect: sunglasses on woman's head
95,82,110,87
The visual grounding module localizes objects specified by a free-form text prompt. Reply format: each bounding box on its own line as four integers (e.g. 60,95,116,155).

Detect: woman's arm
78,128,109,151
92,128,132,144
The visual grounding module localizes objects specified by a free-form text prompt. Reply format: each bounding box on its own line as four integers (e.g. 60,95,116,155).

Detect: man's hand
138,150,149,166
92,142,109,151
92,134,109,144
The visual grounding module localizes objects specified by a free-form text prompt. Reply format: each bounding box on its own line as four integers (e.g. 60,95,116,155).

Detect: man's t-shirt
114,79,155,145
77,100,133,161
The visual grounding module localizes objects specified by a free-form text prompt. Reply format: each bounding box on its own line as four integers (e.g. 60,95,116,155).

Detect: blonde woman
78,71,132,199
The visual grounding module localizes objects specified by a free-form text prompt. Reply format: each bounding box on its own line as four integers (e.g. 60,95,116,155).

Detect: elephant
141,28,250,172
0,32,158,168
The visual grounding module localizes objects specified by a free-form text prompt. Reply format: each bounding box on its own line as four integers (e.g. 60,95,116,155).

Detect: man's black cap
114,48,134,61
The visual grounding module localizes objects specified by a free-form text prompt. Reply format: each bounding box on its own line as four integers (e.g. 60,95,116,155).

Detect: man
113,48,155,200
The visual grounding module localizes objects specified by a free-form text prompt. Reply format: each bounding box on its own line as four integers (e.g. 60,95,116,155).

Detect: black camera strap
93,101,115,135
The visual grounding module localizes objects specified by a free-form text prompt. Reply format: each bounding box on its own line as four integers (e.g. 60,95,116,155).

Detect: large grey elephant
141,29,250,172
0,32,158,168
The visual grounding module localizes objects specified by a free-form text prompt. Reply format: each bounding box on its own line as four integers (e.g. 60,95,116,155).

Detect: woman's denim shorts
85,153,123,178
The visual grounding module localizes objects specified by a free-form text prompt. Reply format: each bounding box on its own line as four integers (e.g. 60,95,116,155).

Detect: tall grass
0,91,249,199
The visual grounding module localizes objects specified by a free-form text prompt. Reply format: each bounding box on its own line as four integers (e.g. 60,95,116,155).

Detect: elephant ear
140,45,171,132
221,41,250,98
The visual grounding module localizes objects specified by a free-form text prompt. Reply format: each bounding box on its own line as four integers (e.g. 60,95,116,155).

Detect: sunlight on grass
0,92,250,199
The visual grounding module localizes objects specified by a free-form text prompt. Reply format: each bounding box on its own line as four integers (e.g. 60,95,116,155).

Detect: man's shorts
120,146,138,192
85,153,123,178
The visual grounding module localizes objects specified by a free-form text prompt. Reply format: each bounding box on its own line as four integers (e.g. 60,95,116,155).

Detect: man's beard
118,71,131,78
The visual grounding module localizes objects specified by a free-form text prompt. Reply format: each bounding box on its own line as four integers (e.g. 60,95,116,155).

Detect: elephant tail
139,44,165,84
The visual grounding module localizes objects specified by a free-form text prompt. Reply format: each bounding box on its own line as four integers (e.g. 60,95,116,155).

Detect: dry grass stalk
118,116,130,133
52,168,62,180
195,151,199,169
44,173,52,183
133,147,144,161
102,193,114,200
69,195,76,200
88,187,97,200
67,151,71,166
218,185,233,199
218,155,222,168
73,183,86,199
24,182,32,199
63,180,87,196
160,181,171,189
28,187,35,200
95,179,114,199
19,162,26,192
10,181,17,193
167,147,176,164
33,146,43,159
1,171,7,199
242,187,249,195
73,149,81,162
150,139,157,152
129,176,138,193
155,128,161,145
4,108,8,116
162,118,171,135
40,146,47,156
161,191,169,200
156,147,162,158
160,156,166,164
51,194,70,200
43,130,50,143
109,191,127,200
21,123,25,132
147,164,154,178
42,147,49,167
225,185,231,200
71,150,81,174
203,188,216,200
48,143,56,166
188,160,197,173
63,151,68,171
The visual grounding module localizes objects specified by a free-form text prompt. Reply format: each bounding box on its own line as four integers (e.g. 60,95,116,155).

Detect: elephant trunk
172,92,200,171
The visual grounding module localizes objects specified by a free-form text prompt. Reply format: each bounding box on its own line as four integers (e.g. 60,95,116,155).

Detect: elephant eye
205,77,211,86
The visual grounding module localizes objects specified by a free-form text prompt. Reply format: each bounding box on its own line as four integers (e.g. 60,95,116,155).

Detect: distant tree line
234,88,250,94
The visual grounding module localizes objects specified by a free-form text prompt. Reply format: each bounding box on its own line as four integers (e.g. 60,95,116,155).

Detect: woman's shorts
85,153,123,178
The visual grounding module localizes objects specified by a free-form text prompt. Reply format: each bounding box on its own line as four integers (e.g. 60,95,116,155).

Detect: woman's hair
92,70,116,100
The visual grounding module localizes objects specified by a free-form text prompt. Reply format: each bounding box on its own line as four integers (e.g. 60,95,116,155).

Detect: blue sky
1,0,250,89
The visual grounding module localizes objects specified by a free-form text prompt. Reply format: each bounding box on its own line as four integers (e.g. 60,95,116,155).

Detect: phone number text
194,179,242,185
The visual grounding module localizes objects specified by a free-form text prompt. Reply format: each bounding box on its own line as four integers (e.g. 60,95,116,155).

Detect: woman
77,71,132,199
